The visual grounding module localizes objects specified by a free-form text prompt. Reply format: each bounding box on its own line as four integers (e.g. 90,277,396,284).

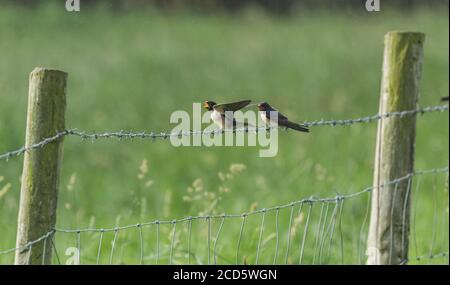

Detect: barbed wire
407,251,449,263
0,130,69,161
1,166,447,263
0,104,448,162
303,104,448,127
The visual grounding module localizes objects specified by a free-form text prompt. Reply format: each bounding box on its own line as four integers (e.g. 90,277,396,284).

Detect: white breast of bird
260,111,279,126
211,109,226,129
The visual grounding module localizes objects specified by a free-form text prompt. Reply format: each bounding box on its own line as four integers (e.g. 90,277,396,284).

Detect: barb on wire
1,104,448,162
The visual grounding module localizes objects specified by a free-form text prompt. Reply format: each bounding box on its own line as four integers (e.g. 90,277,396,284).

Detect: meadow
0,3,448,264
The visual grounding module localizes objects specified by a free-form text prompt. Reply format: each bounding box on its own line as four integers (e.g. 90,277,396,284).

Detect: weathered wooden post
367,32,424,265
15,68,67,265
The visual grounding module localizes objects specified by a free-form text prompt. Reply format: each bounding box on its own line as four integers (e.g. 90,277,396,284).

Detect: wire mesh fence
0,103,448,264
0,167,448,265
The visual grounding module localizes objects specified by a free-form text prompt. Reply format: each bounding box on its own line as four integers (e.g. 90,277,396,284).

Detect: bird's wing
214,100,251,114
276,111,289,121
267,107,289,121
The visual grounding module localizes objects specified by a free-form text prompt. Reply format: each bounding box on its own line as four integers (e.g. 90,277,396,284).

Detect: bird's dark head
257,102,271,111
203,101,217,111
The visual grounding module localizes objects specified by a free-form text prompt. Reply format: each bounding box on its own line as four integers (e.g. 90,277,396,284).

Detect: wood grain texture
15,68,67,265
367,32,425,265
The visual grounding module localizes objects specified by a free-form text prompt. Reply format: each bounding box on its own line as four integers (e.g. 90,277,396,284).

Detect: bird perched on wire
257,102,309,132
441,96,449,102
203,100,252,129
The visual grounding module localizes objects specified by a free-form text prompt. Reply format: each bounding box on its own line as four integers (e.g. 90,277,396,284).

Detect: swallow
441,96,449,102
203,100,252,129
257,102,309,132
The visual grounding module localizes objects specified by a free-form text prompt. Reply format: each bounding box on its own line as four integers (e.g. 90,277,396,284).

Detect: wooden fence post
15,68,67,265
367,32,425,265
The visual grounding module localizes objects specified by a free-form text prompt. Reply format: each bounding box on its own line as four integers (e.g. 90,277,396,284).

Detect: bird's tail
441,96,449,102
281,120,310,133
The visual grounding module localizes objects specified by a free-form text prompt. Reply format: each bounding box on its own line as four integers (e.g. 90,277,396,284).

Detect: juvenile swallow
203,100,252,129
257,102,309,133
441,96,449,102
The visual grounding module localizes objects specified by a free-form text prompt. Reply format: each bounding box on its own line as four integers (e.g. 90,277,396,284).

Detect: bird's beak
203,102,209,109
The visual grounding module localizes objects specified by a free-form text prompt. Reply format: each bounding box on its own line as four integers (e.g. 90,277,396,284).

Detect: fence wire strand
285,204,295,265
312,203,325,265
299,203,313,265
213,217,225,265
273,208,280,265
96,231,104,265
255,210,266,265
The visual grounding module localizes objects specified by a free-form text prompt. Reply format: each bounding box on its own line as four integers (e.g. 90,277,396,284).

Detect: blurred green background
0,1,448,264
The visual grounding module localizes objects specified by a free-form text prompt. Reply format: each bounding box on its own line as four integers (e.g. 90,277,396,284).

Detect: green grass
0,3,448,264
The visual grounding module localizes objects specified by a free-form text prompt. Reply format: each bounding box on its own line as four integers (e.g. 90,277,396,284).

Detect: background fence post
366,32,425,265
15,68,67,265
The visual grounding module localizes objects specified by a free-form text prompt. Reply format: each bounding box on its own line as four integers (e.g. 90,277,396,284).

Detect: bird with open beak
257,102,309,132
203,100,252,130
